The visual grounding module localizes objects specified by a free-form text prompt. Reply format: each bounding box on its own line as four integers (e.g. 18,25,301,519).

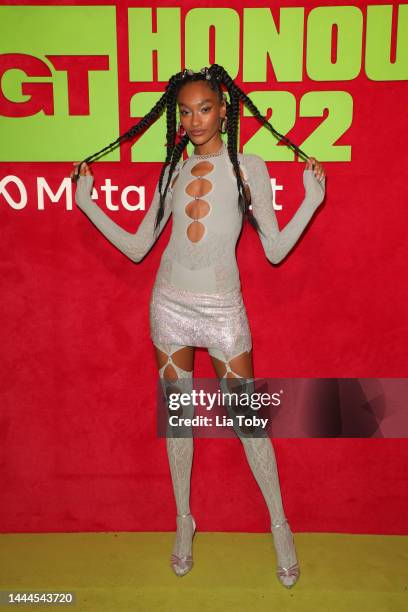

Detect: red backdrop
1,0,407,534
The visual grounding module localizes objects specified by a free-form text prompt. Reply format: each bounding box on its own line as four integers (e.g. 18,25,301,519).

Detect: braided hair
72,64,310,238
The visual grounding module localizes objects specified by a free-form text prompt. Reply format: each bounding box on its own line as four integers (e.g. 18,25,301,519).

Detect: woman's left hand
306,157,325,182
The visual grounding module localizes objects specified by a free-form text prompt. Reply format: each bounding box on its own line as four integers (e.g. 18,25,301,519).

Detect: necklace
192,142,225,159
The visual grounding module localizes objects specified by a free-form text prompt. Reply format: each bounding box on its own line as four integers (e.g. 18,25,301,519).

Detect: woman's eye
180,108,211,115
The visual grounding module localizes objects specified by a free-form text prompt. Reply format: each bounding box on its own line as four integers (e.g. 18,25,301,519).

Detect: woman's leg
208,346,300,586
153,341,196,575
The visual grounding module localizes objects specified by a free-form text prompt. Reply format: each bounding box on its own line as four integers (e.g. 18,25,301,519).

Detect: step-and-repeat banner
1,1,407,533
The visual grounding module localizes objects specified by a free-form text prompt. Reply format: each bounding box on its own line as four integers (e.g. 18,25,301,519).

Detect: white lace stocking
214,353,299,572
156,343,195,560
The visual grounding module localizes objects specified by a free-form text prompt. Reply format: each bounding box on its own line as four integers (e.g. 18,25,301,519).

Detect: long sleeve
243,154,326,264
74,164,177,263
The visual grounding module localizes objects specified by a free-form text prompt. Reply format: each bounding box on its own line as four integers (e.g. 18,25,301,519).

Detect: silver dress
75,142,325,361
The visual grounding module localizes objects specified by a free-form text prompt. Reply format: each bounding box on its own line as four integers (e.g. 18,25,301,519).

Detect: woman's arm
243,154,326,264
74,164,177,263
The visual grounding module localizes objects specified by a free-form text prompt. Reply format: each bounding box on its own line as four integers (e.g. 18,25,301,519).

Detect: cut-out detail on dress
184,173,213,244
186,221,206,242
185,177,212,197
190,161,214,177
185,199,210,220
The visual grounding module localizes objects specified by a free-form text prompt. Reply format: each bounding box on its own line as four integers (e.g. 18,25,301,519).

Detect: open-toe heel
271,517,300,588
170,513,196,577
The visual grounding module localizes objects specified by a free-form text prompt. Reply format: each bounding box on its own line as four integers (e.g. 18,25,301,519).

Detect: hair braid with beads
72,64,309,239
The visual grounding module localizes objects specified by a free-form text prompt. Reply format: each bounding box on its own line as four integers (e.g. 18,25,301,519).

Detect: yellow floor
1,531,407,611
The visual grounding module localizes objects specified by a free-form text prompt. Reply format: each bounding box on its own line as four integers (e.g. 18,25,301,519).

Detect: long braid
225,84,262,232
72,91,168,174
208,64,310,236
153,79,183,232
209,64,309,159
154,134,189,232
153,74,191,232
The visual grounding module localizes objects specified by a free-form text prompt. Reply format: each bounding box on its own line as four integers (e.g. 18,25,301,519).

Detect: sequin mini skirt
149,279,252,357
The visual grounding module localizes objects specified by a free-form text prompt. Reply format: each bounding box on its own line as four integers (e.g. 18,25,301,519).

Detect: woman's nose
191,114,201,127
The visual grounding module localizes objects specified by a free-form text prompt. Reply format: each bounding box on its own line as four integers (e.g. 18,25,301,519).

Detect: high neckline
191,141,226,159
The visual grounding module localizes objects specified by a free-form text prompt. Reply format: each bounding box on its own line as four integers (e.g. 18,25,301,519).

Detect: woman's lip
191,130,205,135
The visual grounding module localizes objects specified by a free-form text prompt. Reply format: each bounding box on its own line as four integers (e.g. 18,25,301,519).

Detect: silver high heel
170,512,196,577
271,517,300,588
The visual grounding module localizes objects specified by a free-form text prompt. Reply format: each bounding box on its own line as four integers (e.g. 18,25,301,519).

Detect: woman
70,64,326,587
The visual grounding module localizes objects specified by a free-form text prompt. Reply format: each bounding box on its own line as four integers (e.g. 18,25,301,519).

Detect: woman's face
177,81,226,146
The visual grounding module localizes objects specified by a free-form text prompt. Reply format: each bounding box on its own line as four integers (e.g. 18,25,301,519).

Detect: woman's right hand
70,161,93,182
